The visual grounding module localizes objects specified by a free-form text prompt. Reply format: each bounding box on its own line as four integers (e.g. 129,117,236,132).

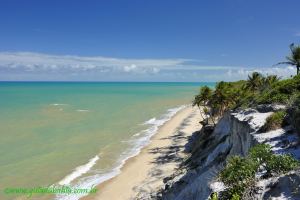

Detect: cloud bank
0,52,187,73
0,52,297,81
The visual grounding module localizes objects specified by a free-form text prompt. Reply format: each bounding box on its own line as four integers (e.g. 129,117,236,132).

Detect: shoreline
82,105,202,200
56,106,188,200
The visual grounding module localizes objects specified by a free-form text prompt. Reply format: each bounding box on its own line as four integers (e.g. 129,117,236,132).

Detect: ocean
0,82,213,200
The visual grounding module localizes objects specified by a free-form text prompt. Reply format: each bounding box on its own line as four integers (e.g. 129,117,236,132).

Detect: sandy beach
82,105,202,200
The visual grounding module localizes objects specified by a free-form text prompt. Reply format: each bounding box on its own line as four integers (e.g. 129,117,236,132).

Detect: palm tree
193,94,205,120
193,86,212,117
264,75,280,86
258,74,280,91
244,72,264,91
210,81,235,117
277,43,300,75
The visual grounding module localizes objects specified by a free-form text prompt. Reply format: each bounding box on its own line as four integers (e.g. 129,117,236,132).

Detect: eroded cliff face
158,106,299,200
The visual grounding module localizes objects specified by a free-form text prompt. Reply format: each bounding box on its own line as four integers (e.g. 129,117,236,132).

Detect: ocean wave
56,105,187,200
58,155,99,185
76,109,90,112
51,103,68,106
143,117,156,125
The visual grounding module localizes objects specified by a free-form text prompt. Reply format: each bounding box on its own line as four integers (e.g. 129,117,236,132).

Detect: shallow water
0,82,213,199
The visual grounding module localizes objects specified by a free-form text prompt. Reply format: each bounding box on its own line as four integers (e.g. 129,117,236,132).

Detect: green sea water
0,82,213,199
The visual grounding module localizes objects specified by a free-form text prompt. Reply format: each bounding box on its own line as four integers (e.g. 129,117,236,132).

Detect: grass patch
263,111,286,131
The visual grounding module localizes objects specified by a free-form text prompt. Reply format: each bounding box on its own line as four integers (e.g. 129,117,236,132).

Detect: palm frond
286,56,297,63
290,43,295,53
275,61,295,66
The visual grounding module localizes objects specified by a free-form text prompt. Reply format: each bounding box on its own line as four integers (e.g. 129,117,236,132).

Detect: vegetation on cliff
194,43,300,200
193,74,300,139
262,111,287,131
216,144,299,200
193,44,300,128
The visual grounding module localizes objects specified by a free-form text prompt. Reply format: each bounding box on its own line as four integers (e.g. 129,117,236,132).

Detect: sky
0,0,299,81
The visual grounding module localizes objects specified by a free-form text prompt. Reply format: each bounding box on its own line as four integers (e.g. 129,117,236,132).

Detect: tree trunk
297,65,299,75
197,106,204,120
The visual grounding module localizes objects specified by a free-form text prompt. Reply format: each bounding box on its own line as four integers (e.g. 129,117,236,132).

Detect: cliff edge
155,105,300,200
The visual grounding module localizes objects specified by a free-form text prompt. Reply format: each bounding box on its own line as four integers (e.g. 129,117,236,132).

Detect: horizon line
0,80,216,83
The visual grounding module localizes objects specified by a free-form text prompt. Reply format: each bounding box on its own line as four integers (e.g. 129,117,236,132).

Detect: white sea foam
76,109,90,112
51,103,68,106
58,155,99,185
56,105,187,200
143,117,156,125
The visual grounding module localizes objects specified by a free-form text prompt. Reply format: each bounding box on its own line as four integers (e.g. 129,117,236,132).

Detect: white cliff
156,105,300,200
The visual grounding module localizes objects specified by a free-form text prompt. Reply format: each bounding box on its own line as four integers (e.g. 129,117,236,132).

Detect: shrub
220,156,257,186
266,154,299,175
231,193,241,200
209,192,218,200
219,156,257,197
249,144,299,176
249,143,273,164
218,144,299,199
263,111,287,131
257,93,290,104
256,75,300,104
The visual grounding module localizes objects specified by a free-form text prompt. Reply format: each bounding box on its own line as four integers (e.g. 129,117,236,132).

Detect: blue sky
0,0,299,81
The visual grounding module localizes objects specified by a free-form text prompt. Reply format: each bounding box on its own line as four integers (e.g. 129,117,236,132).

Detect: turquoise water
0,82,213,199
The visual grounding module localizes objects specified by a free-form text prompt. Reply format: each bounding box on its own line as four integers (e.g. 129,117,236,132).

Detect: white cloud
0,51,297,81
123,64,137,72
152,67,160,73
223,66,296,81
0,52,189,73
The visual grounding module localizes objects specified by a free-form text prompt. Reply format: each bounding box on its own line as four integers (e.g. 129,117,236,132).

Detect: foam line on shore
56,105,187,200
58,155,100,185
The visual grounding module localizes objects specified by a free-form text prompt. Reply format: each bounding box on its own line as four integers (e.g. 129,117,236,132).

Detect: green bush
219,156,257,197
250,144,299,176
218,144,299,199
263,111,287,131
209,192,218,200
194,74,300,117
220,156,257,186
266,154,299,175
256,75,300,104
231,193,241,200
257,93,290,104
249,143,273,164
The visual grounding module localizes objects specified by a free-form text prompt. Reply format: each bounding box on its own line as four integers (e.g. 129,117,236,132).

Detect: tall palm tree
244,72,264,91
192,86,212,120
193,94,205,120
277,43,300,75
210,81,235,117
